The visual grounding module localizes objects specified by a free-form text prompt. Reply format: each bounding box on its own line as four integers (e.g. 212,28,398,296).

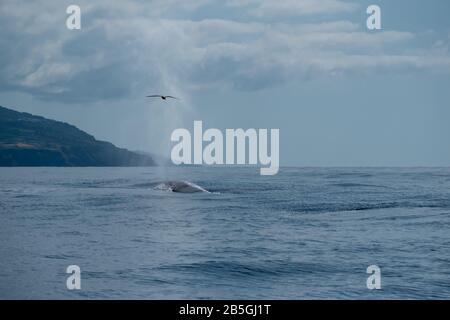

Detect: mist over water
1,167,450,299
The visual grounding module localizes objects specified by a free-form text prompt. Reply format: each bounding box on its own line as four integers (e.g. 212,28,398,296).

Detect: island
0,105,155,166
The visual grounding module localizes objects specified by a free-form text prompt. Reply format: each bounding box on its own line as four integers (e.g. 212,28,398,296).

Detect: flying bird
146,95,179,100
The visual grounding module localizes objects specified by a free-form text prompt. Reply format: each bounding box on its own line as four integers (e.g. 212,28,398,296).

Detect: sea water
0,167,449,299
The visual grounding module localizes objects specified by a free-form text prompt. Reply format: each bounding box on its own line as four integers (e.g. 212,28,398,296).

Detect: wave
157,259,344,280
283,200,450,214
329,182,388,188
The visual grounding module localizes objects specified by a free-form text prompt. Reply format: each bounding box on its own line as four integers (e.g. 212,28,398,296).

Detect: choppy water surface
1,167,450,299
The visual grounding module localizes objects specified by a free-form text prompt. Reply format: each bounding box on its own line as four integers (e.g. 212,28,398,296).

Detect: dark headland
0,106,155,166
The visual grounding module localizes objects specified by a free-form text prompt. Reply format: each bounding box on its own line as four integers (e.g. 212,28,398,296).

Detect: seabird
146,95,179,100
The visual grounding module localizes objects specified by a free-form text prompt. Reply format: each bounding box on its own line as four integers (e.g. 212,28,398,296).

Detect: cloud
1,0,450,103
226,0,358,16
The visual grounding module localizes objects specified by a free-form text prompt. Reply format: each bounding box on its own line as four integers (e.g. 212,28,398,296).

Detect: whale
155,180,209,193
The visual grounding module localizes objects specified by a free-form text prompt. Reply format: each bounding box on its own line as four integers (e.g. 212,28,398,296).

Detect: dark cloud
1,0,449,104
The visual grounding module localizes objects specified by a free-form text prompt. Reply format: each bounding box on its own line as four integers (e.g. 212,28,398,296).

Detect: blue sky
1,0,450,166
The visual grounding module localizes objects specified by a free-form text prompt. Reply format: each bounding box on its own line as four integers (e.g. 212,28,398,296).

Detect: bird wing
166,96,179,99
146,95,162,97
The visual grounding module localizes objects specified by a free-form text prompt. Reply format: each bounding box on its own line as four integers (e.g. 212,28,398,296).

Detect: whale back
155,180,209,193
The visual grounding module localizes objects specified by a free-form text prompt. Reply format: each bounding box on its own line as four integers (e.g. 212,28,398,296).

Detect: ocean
0,167,449,299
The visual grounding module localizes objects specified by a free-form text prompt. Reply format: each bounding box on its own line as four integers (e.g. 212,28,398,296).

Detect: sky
1,0,450,166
